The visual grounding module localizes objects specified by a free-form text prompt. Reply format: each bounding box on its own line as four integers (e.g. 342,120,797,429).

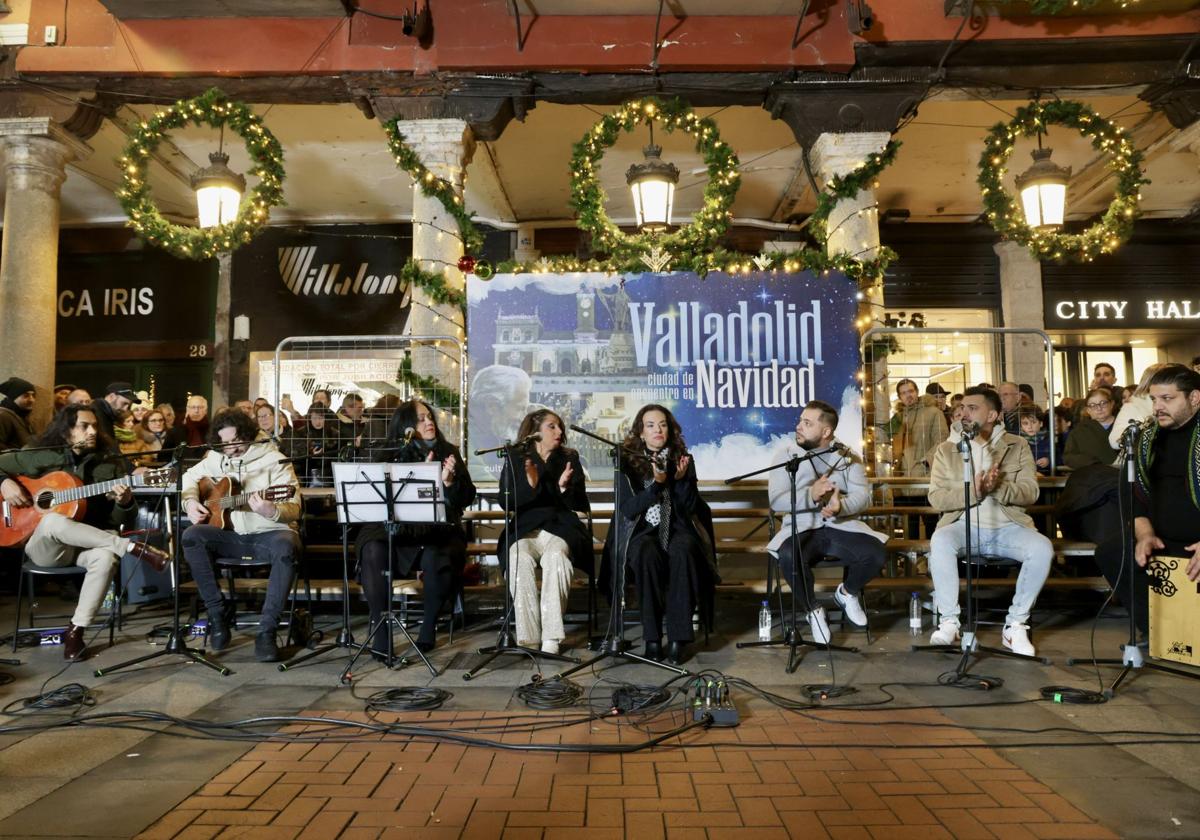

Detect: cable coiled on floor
517,677,583,709
364,687,452,712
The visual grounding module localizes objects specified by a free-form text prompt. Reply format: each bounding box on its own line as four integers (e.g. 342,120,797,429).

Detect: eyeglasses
1086,401,1111,409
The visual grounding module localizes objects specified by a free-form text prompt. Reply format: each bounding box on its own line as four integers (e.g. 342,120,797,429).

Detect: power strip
692,678,740,727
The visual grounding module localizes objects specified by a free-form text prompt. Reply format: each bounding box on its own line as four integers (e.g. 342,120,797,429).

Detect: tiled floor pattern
134,706,1118,840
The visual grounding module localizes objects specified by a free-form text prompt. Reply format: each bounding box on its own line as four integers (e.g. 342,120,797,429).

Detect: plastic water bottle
909,592,923,635
758,600,772,641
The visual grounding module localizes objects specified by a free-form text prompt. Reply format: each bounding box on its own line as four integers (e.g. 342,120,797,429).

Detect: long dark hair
515,409,577,462
621,403,686,478
35,404,118,454
387,399,447,447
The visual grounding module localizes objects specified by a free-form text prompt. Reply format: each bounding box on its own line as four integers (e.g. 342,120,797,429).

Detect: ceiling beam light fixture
191,127,245,229
1014,135,1071,230
625,122,679,233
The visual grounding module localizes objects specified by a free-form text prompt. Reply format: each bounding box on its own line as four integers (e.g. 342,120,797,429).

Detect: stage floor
0,594,1198,840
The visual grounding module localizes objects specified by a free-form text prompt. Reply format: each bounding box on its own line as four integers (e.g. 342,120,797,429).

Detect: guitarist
766,400,886,644
0,404,170,661
181,408,301,663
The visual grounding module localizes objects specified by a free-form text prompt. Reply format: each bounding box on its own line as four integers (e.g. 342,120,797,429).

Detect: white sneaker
1002,623,1036,657
808,606,831,644
540,640,560,655
834,584,868,628
930,618,961,646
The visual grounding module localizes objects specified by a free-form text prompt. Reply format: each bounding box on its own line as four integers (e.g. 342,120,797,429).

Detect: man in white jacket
926,386,1051,656
181,409,301,662
768,400,887,643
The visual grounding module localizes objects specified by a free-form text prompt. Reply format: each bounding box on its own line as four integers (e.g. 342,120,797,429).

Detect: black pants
1094,535,1151,636
182,525,300,632
358,539,453,646
629,530,700,644
776,528,886,609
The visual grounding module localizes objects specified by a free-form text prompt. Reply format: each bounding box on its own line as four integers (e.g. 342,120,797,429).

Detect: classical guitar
195,477,296,530
0,467,175,548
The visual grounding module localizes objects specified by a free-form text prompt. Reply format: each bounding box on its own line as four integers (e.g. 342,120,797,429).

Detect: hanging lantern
191,150,246,229
1015,146,1070,230
625,124,679,233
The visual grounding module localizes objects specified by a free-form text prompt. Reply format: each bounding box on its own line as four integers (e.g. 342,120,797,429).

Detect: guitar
0,467,175,548
195,477,296,530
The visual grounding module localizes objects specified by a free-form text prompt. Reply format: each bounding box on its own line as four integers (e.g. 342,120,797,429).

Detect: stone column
514,223,539,263
809,132,890,464
212,251,234,409
995,241,1048,404
0,119,90,430
398,119,475,433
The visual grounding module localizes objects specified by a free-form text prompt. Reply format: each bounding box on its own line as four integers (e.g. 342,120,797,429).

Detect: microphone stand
551,425,688,680
911,425,1047,676
95,444,231,678
732,445,858,674
1067,422,1200,694
463,441,579,680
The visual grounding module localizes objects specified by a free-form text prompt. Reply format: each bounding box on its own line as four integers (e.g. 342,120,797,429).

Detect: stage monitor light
1015,147,1071,230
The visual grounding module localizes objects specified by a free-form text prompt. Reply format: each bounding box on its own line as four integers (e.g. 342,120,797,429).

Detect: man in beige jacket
926,386,1052,657
181,409,301,662
889,379,949,477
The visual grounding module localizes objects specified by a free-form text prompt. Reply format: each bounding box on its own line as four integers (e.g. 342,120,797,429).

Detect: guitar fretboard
51,474,144,505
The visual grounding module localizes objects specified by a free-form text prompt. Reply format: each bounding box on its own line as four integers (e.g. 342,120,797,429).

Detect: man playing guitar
0,405,169,661
181,408,301,663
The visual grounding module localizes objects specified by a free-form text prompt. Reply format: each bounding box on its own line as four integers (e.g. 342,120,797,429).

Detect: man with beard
0,377,37,450
1095,364,1200,639
888,378,948,477
767,400,887,643
0,405,169,660
90,382,141,439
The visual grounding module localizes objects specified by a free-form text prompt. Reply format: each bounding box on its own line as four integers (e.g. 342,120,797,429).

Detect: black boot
207,601,237,652
254,630,280,662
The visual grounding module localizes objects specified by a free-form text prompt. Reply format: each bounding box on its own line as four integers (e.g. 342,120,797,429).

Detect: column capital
390,118,476,176
0,119,91,196
365,77,535,142
993,239,1041,265
766,77,924,150
808,131,892,181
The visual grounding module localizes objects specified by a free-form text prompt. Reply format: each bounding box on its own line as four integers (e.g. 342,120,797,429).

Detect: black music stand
731,447,858,674
463,442,580,681
95,446,231,678
336,463,440,682
911,428,1049,678
551,426,687,680
1067,424,1200,695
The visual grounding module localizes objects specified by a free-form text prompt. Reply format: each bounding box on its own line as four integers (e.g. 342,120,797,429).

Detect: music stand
95,447,231,678
551,426,688,680
730,447,859,674
335,463,441,682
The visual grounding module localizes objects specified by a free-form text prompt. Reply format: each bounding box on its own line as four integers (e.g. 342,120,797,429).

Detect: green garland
807,141,901,246
569,97,740,260
383,119,485,256
117,88,285,260
994,0,1134,13
978,99,1147,263
398,356,461,407
400,260,465,313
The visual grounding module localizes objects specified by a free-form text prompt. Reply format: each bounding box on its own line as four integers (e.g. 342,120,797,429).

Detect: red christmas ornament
457,255,476,273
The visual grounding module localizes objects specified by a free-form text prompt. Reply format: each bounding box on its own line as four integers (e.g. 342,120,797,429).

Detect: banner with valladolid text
466,271,861,482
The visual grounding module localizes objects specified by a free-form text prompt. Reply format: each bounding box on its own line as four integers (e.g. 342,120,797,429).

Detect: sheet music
331,462,446,525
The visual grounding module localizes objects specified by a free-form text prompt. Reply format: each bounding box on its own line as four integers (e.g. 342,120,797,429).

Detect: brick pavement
135,707,1119,840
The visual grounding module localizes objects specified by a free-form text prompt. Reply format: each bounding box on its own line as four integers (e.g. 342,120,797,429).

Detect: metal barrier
262,334,465,487
860,326,1057,477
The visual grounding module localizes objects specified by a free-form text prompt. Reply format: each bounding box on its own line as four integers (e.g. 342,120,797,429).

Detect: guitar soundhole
35,491,55,510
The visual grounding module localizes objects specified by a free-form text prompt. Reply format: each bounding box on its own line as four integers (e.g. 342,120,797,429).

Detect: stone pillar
514,223,539,263
0,119,90,430
398,119,475,432
212,252,234,409
995,241,1048,404
809,132,890,464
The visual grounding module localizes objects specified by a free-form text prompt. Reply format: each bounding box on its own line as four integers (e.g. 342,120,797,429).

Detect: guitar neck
218,489,256,510
52,474,140,505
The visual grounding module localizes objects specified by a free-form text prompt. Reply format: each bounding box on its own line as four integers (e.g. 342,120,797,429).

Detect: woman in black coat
355,399,476,655
498,409,591,655
612,404,715,666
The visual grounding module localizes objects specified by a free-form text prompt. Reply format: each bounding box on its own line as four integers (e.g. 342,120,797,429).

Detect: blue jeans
182,525,300,632
929,519,1052,626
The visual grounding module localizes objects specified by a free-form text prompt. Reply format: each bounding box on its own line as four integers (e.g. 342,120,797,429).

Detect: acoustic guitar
0,467,174,548
195,477,296,530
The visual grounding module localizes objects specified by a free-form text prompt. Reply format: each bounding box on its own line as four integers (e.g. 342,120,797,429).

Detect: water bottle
909,591,923,635
758,600,772,641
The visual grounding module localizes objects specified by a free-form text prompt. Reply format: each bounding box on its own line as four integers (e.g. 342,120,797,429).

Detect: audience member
0,377,37,450
1109,363,1171,450
1064,387,1119,469
997,382,1022,433
115,409,161,463
53,383,76,412
90,382,140,439
233,399,254,417
1018,406,1054,475
155,402,176,429
888,378,948,477
66,388,92,407
1018,383,1035,406
1053,405,1073,457
166,395,211,449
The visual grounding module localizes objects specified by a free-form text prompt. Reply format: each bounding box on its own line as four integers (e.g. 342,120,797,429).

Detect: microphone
403,426,415,444
520,432,542,445
960,420,979,440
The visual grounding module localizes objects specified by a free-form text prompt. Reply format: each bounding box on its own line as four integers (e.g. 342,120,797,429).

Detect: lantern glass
630,176,675,231
1014,146,1071,230
191,151,246,229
